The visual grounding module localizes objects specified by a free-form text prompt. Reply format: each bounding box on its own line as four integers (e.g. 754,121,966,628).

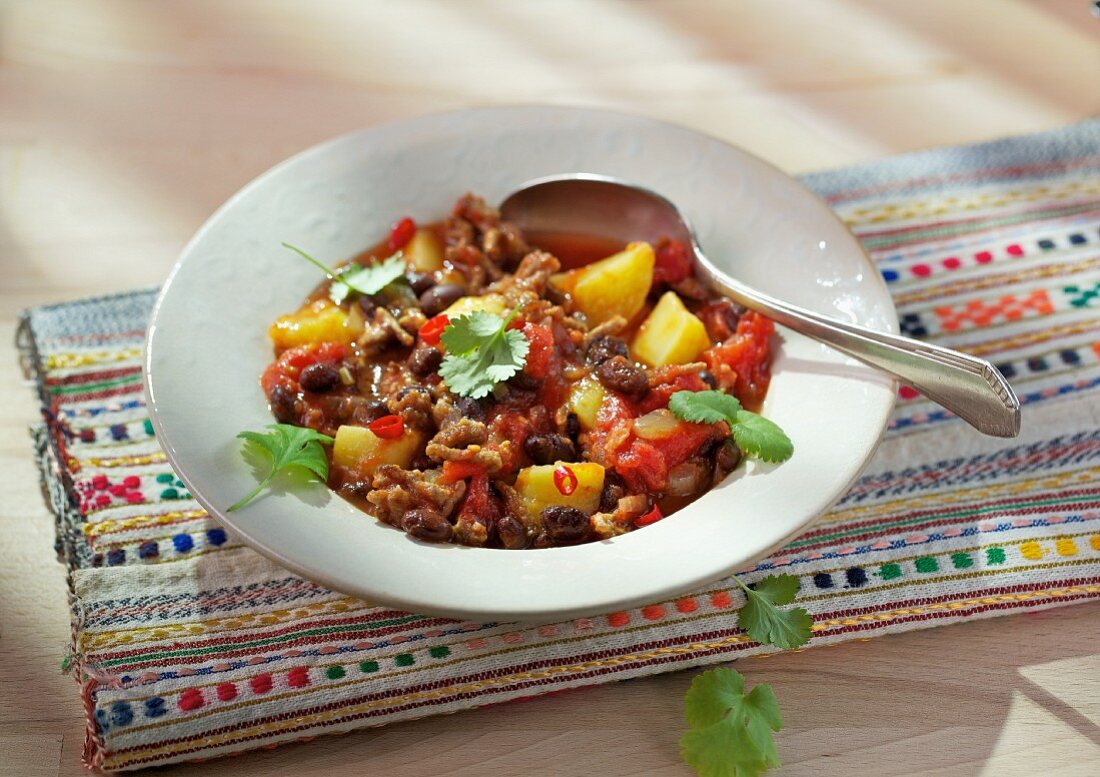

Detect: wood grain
2,1,1099,774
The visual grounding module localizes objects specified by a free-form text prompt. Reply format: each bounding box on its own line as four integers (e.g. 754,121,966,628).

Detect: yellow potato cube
442,293,508,319
270,299,353,350
332,425,425,479
567,377,606,430
569,242,655,325
403,229,444,272
514,462,605,520
632,291,711,367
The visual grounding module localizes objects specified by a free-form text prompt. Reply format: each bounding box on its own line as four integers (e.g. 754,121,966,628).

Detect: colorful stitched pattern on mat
833,180,1100,431
20,121,1100,771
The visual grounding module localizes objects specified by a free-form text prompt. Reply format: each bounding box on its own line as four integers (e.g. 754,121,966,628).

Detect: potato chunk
562,242,654,325
567,377,606,431
514,462,604,519
404,228,444,272
632,291,711,367
442,292,508,319
332,425,424,479
270,299,353,350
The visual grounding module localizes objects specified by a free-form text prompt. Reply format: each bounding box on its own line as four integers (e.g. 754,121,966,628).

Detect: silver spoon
500,174,1021,438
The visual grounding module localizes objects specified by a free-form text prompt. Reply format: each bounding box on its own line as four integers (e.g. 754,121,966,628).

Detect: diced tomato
636,369,710,414
584,392,637,469
488,411,529,475
703,311,773,408
522,323,554,379
261,362,292,395
455,469,498,524
648,420,723,469
615,438,669,492
441,459,485,484
389,217,416,252
653,238,692,285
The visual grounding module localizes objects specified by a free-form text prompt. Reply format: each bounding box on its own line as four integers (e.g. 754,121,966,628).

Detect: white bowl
145,107,897,622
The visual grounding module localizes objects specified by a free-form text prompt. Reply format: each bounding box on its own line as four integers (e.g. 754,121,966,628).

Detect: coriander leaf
438,309,530,398
735,573,813,650
680,668,783,777
730,410,793,463
337,253,407,296
228,424,334,512
282,242,406,304
669,389,742,425
440,311,509,354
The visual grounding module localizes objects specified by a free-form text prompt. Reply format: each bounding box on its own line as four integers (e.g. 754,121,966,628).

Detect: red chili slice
553,464,578,496
389,217,416,252
369,414,405,439
634,505,664,527
419,314,450,347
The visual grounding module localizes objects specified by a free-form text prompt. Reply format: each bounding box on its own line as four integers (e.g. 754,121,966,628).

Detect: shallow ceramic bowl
145,106,897,622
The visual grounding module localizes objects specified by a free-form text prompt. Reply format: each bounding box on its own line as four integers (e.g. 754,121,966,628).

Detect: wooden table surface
2,2,1099,775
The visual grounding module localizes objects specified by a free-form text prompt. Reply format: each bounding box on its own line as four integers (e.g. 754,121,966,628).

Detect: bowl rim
144,105,897,621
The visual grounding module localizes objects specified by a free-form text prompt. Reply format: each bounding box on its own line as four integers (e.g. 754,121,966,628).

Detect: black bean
699,370,718,389
586,334,629,366
565,412,581,443
406,271,436,296
525,431,573,462
397,385,431,401
544,283,568,307
453,396,485,421
596,355,648,396
408,346,443,376
299,363,340,393
509,371,540,391
358,295,377,317
401,508,452,542
350,398,389,425
419,283,465,317
716,440,742,473
599,470,627,512
524,433,576,465
540,506,590,542
496,515,529,549
269,384,297,423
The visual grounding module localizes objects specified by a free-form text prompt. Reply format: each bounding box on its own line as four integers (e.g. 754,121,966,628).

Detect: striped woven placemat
19,119,1100,771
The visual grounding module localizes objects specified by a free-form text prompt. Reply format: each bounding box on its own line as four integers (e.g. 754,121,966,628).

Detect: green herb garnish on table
680,573,812,776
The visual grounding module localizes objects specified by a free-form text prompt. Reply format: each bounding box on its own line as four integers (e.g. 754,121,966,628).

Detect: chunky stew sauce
262,194,774,548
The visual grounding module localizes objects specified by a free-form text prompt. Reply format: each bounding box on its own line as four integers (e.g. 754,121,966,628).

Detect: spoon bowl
502,174,1022,438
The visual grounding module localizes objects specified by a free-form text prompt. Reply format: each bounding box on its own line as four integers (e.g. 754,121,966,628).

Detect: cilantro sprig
282,242,407,305
734,573,813,650
438,308,530,399
680,574,811,776
228,423,334,511
680,668,783,777
669,390,793,464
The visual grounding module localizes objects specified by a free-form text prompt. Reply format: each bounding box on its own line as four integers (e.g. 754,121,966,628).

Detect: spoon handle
701,267,1021,438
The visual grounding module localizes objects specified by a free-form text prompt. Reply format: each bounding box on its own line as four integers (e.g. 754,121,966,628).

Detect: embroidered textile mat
19,119,1100,771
